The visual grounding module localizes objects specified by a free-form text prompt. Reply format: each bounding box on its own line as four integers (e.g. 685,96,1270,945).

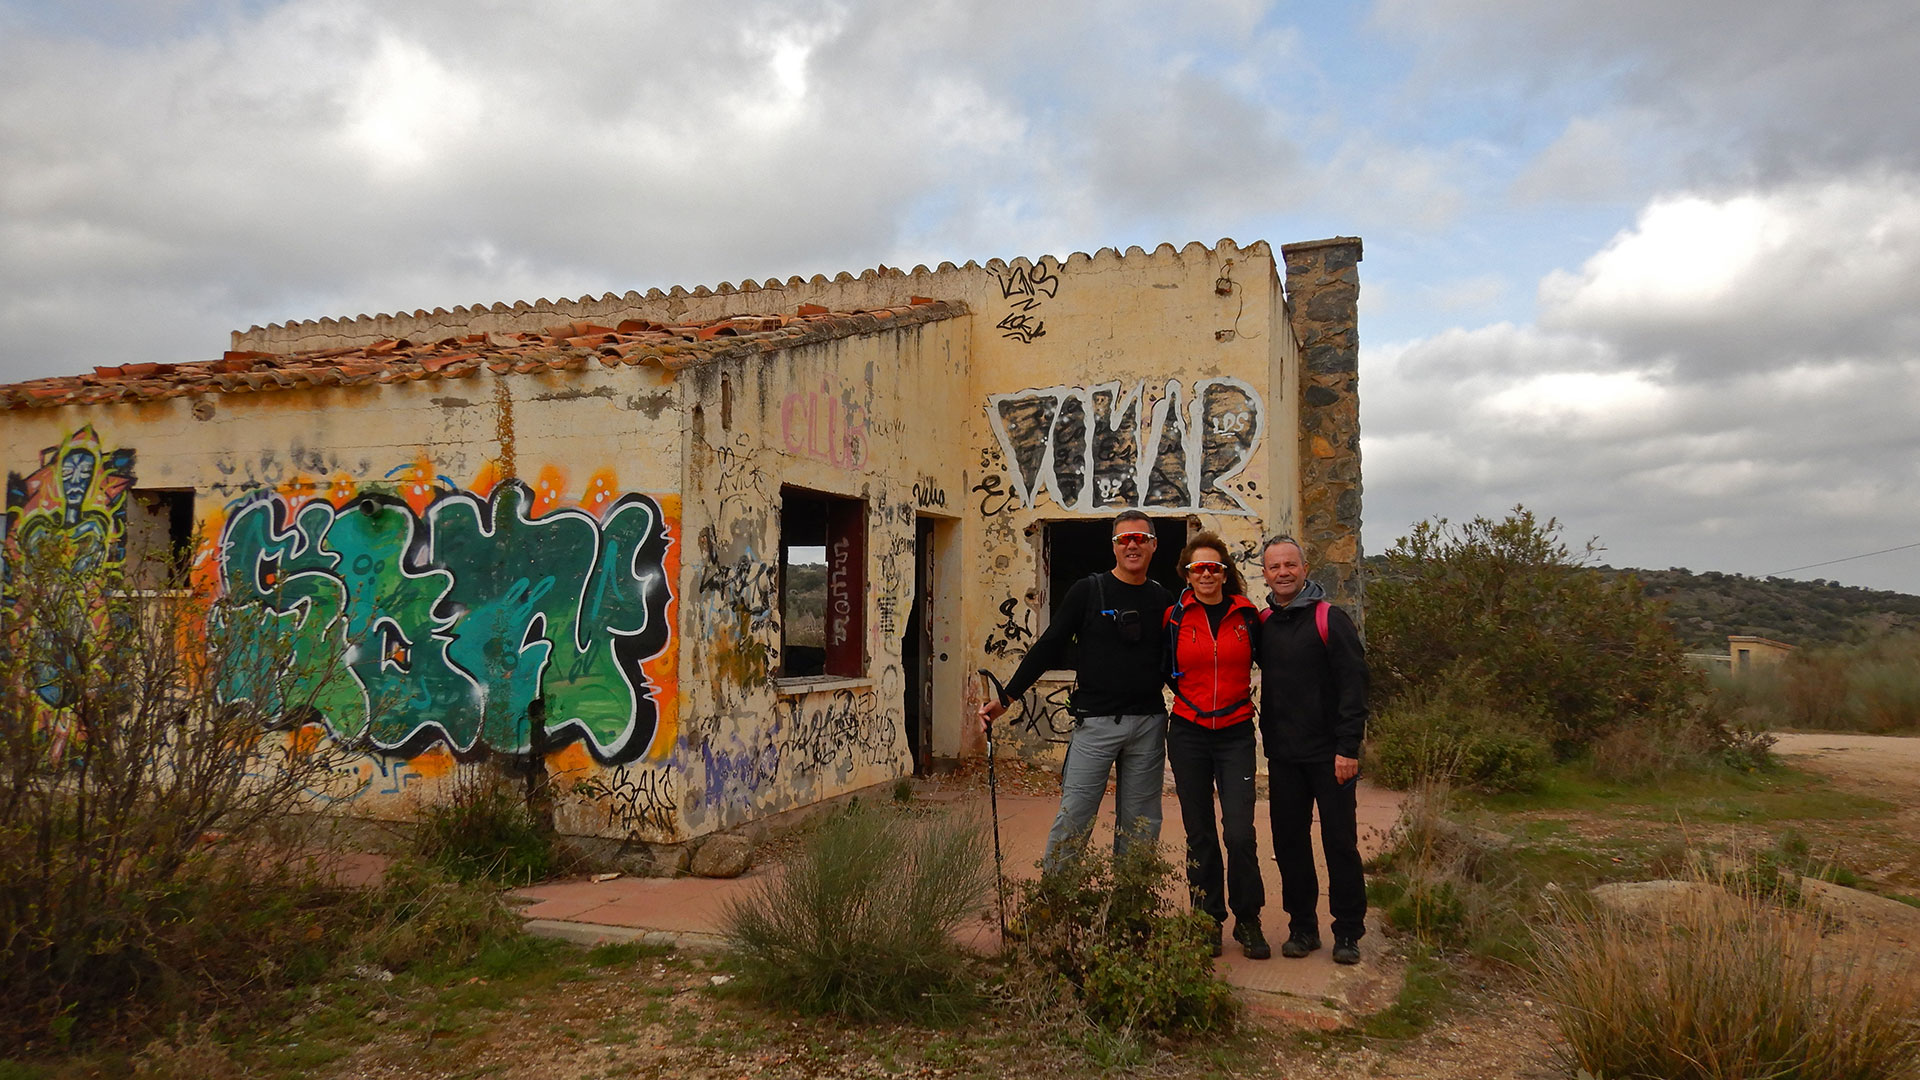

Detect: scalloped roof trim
239,238,1273,337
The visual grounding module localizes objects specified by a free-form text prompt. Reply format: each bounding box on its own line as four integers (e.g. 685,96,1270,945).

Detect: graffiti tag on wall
985,377,1264,515
994,261,1059,344
218,477,674,764
781,379,869,469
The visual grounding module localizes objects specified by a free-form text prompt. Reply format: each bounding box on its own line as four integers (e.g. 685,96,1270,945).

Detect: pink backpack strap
1261,601,1331,644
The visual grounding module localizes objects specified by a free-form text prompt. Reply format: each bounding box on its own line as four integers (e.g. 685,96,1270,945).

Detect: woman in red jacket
1164,531,1269,959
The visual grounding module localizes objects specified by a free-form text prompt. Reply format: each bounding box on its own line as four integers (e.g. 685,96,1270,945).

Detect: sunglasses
1111,533,1155,546
1185,561,1227,575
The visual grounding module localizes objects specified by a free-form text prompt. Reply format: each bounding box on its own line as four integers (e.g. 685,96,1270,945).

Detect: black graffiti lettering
985,378,1263,514
779,688,898,777
996,312,1047,343
591,764,679,837
912,477,947,509
971,474,1015,518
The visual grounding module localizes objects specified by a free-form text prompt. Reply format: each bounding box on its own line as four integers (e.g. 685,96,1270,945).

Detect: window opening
780,487,866,678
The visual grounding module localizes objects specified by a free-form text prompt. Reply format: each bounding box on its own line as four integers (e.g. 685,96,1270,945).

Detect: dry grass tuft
1534,870,1920,1080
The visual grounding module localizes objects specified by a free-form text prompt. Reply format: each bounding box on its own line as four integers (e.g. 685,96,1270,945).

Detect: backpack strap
1259,600,1332,645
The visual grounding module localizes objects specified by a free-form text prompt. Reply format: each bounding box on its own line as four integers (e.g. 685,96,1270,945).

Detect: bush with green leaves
1367,507,1701,757
0,532,366,1049
721,801,991,1020
1367,686,1551,793
1713,631,1920,734
1006,838,1235,1038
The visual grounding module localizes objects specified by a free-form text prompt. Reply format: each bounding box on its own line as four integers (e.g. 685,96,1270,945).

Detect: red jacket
1164,589,1260,729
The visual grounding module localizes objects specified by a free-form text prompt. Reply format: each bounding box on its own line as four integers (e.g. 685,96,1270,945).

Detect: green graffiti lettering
219,479,672,763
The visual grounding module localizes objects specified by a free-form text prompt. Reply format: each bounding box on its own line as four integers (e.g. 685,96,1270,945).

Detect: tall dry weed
1533,874,1920,1080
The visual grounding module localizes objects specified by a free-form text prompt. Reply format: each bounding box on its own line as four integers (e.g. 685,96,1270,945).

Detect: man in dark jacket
979,509,1174,871
1257,535,1370,965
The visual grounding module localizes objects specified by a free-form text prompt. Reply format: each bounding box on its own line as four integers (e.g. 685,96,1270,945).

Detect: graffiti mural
218,475,675,764
4,425,137,579
4,427,139,718
985,377,1264,514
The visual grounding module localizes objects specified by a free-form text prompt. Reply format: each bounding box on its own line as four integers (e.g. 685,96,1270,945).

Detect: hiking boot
1279,930,1321,959
1211,924,1224,958
1332,937,1361,965
1233,920,1272,960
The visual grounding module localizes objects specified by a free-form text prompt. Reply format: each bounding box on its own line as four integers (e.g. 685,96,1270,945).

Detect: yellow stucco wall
5,239,1351,845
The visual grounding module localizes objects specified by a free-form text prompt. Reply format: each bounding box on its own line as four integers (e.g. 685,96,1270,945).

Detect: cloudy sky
4,1,1918,592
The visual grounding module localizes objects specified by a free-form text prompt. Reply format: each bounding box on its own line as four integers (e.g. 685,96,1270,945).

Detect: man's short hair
1262,535,1306,562
1112,509,1154,535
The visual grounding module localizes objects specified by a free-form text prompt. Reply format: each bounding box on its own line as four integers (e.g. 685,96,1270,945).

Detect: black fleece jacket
1257,581,1370,762
999,572,1174,717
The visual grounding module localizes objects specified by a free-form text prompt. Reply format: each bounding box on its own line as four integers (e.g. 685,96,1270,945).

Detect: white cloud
1538,176,1920,376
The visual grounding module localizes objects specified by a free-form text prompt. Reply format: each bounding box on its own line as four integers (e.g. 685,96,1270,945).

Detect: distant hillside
1622,567,1920,651
1361,556,1920,652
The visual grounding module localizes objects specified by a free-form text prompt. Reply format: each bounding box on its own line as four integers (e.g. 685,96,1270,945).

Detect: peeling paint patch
534,386,618,403
626,391,674,418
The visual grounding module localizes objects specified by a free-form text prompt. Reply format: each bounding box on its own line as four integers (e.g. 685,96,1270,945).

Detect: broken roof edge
1,301,968,412
233,238,1277,354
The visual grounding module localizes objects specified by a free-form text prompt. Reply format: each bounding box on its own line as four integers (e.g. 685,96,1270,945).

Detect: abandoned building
0,237,1364,850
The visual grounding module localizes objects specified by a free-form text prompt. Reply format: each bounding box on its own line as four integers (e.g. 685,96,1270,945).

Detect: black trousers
1166,717,1264,925
1268,758,1366,941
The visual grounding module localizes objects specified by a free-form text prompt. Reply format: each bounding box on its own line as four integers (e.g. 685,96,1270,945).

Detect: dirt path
1771,731,1920,793
1769,731,1920,893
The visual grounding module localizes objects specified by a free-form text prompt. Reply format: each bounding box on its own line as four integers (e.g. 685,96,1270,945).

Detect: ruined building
0,237,1362,850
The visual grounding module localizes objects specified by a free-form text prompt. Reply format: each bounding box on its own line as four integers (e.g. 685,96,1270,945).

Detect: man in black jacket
1257,535,1370,965
979,509,1174,871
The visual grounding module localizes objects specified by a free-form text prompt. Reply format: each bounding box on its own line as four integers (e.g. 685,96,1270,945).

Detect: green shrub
721,802,990,1020
412,770,556,886
1367,508,1699,757
1719,632,1920,734
0,533,360,1049
1367,691,1550,794
1534,872,1920,1080
1369,782,1524,954
1005,838,1236,1038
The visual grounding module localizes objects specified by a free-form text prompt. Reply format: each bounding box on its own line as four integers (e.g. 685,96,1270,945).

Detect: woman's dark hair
1176,530,1245,596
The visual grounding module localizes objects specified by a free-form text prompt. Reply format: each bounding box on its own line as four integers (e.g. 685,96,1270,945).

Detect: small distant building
1727,635,1795,676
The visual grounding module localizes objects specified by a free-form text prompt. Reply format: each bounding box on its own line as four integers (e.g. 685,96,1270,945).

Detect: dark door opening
902,516,935,775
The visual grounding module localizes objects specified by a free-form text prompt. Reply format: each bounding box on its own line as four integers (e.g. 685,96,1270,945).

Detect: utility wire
1768,540,1920,576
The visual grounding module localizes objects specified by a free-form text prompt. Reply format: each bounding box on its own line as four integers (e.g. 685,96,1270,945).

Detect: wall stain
626,391,674,418
533,386,618,403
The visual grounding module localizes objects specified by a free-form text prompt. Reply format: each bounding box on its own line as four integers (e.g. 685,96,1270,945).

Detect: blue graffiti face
218,479,673,763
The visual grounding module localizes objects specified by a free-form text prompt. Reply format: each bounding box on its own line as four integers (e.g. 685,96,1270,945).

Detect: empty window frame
779,487,867,678
124,489,195,590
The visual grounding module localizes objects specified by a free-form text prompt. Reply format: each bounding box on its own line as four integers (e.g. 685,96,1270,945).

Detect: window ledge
773,674,874,696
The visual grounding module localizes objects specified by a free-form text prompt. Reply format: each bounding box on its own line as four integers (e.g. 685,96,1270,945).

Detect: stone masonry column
1280,237,1364,619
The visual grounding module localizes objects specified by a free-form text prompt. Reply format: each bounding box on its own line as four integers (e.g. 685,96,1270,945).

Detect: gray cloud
1365,182,1920,591
1375,0,1920,187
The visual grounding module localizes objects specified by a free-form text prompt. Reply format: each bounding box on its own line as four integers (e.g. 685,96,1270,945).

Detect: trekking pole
977,669,1010,942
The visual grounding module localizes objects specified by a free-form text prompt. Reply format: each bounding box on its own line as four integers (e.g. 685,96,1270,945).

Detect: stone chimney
1281,237,1364,617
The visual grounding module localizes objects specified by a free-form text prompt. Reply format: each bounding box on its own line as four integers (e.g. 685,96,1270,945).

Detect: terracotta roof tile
1,301,967,411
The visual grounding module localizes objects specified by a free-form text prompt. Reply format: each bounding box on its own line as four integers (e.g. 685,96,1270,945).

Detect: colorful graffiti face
218,477,675,764
985,377,1264,515
4,426,137,578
